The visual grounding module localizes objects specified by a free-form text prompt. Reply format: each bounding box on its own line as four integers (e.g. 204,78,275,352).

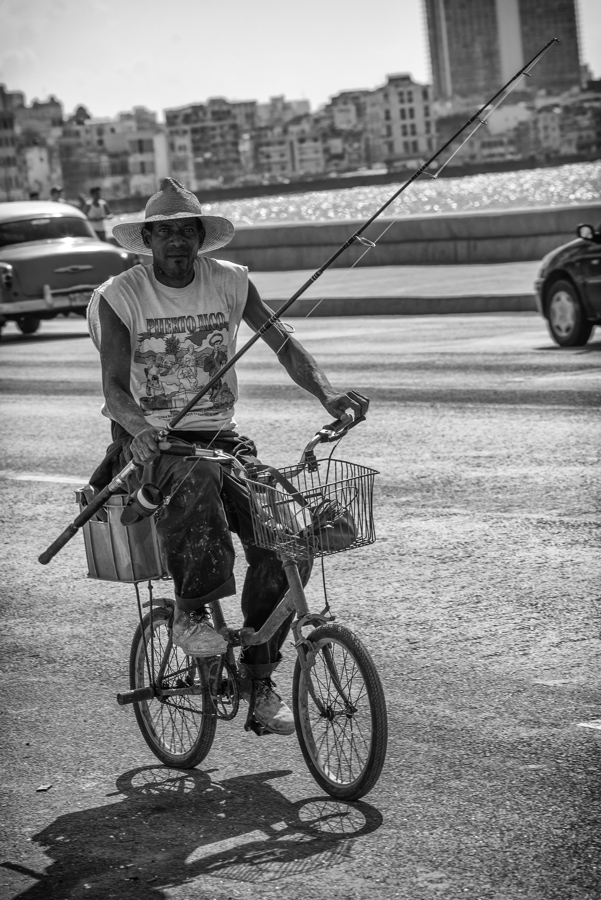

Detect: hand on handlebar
323,389,369,424
319,390,369,441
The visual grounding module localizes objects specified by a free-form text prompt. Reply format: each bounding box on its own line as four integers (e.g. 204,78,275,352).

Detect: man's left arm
243,279,368,422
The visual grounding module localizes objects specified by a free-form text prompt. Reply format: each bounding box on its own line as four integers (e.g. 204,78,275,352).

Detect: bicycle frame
118,549,337,719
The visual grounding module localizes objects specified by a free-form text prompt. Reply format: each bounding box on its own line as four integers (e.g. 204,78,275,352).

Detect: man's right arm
98,295,161,463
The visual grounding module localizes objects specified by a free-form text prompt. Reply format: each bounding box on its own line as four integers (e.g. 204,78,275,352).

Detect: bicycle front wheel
292,623,387,801
130,608,217,768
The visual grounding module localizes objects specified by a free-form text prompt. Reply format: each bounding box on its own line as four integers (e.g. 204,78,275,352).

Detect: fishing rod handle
38,459,140,565
38,523,80,565
38,485,116,565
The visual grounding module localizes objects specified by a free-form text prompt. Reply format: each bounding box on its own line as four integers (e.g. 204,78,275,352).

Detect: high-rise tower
424,0,581,100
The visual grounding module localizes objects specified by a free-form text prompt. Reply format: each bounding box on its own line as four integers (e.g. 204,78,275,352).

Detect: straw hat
112,178,235,256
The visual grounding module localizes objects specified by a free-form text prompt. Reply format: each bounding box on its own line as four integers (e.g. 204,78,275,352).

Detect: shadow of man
6,766,383,898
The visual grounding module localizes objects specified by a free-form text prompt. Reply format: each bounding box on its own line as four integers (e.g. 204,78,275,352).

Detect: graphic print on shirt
133,311,235,418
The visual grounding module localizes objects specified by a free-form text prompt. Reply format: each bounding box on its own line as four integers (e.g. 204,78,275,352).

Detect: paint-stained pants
114,433,311,680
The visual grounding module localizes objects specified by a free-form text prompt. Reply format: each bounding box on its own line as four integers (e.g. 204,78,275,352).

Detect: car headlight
0,262,14,291
120,251,141,268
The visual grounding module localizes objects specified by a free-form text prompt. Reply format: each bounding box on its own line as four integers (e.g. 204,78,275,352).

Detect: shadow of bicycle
6,766,384,897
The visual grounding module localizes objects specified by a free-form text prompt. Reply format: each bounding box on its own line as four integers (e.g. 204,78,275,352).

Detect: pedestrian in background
85,186,112,241
50,185,66,203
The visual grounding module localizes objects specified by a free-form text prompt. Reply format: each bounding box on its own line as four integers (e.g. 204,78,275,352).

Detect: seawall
209,203,601,270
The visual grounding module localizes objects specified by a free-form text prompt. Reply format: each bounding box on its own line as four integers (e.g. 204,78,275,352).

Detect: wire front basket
246,458,378,561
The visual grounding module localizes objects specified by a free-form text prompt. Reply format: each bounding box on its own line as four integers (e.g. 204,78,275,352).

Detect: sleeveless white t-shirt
87,257,248,431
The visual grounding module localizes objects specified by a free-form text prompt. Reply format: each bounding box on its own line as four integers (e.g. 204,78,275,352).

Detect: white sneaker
241,677,295,735
171,607,227,657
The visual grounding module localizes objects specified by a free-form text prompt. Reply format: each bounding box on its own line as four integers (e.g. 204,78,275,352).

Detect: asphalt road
0,313,600,900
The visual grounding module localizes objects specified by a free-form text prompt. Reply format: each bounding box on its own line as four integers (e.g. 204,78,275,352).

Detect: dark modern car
0,201,137,338
534,220,601,346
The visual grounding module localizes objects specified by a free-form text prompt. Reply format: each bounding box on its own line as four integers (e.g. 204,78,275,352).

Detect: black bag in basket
305,498,357,552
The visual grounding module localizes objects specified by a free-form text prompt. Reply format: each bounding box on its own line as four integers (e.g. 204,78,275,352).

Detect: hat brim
111,212,235,256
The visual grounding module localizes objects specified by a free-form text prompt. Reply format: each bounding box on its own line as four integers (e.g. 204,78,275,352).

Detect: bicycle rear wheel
130,607,217,768
293,623,387,801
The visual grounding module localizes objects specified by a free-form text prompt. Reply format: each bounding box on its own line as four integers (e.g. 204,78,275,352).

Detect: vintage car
534,221,601,347
0,201,138,338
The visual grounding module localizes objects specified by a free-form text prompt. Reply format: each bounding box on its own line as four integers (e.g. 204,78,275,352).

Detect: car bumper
0,285,94,317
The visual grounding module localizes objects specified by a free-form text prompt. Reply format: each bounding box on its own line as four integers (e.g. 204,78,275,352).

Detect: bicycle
40,414,388,802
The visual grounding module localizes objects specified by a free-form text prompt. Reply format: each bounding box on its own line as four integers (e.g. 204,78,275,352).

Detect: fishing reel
120,483,163,526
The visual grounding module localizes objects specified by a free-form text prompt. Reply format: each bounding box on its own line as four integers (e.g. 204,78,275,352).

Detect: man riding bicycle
86,178,368,736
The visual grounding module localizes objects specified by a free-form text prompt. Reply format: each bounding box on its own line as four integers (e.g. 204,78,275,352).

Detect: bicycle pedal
244,716,276,737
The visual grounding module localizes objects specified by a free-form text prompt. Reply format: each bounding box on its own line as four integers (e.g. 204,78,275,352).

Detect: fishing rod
38,37,557,565
167,36,559,429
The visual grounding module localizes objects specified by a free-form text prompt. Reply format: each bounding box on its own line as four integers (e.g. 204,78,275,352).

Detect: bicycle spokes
293,624,387,800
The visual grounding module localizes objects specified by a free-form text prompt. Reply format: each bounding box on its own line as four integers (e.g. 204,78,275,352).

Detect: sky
0,0,600,121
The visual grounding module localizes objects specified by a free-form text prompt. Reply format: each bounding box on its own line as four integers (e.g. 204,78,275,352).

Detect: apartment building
324,90,370,132
286,114,325,175
535,105,562,155
253,123,291,176
55,106,168,200
164,98,242,189
256,96,311,127
366,74,435,168
58,116,127,199
14,95,63,137
559,93,601,156
231,100,258,133
0,85,26,200
424,0,581,100
111,109,169,197
168,126,195,186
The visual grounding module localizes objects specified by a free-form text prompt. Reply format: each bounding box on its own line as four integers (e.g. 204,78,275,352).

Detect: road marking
576,720,601,731
0,471,88,484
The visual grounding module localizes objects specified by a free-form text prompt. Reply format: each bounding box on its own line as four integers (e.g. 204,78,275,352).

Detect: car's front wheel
16,316,41,335
546,280,593,347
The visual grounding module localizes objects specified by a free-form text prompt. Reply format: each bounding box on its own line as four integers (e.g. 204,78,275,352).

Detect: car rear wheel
16,316,41,335
546,280,593,347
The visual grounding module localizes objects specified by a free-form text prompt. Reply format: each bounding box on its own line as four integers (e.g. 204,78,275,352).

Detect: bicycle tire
292,623,387,801
130,607,217,768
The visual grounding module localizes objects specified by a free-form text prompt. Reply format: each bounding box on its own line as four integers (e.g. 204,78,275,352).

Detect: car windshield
0,216,95,247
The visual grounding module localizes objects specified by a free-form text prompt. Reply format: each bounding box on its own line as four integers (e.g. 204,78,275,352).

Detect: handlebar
302,390,369,455
38,393,369,565
157,391,369,463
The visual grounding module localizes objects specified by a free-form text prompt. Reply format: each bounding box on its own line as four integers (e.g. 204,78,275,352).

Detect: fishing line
166,38,558,430
282,39,558,322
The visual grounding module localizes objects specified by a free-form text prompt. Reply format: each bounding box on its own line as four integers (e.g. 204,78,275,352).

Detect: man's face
142,218,203,287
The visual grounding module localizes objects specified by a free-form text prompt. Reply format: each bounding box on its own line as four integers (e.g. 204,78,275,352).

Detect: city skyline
1,0,600,122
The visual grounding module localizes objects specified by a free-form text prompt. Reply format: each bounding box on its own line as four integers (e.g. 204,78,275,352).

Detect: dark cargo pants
110,429,311,680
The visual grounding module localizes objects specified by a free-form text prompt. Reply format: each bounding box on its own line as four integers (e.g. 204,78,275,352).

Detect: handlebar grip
38,523,79,565
161,445,194,456
319,391,370,441
320,413,366,442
